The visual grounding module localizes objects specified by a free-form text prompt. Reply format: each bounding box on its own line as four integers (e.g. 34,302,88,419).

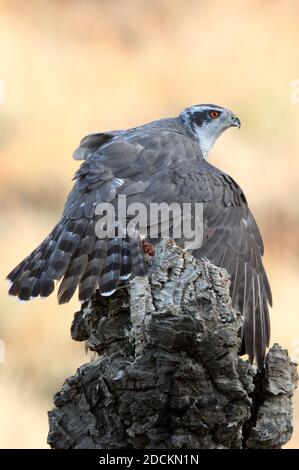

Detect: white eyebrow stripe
191,105,223,113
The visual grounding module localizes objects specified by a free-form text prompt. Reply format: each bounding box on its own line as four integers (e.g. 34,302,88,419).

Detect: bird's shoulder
176,160,248,207
72,117,196,162
71,117,204,190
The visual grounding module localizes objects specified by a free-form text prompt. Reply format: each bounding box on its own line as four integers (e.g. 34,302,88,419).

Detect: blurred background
0,0,298,448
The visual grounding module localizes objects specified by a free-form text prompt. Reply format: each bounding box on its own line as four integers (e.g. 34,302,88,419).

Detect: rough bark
47,240,298,449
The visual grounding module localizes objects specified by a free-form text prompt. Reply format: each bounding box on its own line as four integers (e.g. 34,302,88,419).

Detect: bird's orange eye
209,110,219,119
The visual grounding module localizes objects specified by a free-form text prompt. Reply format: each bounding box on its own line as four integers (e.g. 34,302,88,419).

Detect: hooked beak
231,115,241,128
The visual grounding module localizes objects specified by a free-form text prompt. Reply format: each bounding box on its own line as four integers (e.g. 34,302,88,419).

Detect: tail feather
119,238,132,280
58,254,89,304
7,214,147,302
78,238,108,301
130,237,146,276
58,220,95,304
28,224,64,298
44,219,88,281
38,274,55,298
7,223,63,299
100,239,123,295
8,245,44,285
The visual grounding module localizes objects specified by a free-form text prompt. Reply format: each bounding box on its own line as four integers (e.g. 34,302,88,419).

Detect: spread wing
7,125,272,369
118,158,272,370
7,123,199,302
191,168,272,370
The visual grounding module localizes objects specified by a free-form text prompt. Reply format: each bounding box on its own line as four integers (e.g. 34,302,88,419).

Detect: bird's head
180,104,241,160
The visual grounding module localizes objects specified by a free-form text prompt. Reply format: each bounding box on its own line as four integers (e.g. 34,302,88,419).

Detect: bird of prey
7,104,272,369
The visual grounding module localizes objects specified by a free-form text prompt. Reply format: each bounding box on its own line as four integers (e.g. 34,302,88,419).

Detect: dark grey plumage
7,104,272,369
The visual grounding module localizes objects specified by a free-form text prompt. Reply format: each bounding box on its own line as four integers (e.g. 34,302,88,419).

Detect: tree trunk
48,240,298,449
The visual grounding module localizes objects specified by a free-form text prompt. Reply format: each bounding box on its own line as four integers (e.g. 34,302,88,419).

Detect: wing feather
7,117,272,372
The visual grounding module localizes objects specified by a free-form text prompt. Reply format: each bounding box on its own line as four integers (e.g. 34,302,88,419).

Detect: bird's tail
7,219,146,303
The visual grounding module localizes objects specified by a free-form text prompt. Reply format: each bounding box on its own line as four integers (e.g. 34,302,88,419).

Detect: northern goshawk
7,104,272,369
